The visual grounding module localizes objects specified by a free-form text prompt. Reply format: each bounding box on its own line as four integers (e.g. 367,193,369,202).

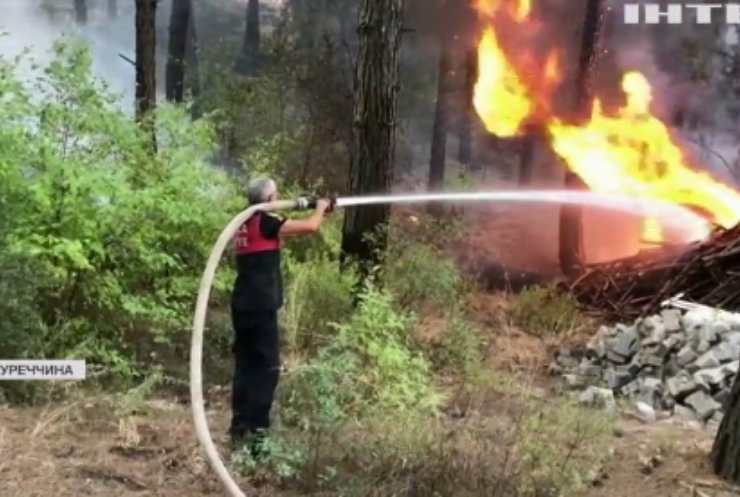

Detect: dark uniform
229,210,286,454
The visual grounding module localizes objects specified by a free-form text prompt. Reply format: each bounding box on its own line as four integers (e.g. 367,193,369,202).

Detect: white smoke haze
0,0,149,110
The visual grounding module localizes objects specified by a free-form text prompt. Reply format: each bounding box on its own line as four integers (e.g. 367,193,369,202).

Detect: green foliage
507,285,584,337
384,217,463,308
1,29,613,497
0,37,241,385
427,313,486,376
279,284,443,428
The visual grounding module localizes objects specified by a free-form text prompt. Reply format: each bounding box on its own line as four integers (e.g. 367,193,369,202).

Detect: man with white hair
230,176,331,458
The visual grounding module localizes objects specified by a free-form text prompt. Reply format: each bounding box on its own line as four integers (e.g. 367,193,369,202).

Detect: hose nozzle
295,196,316,210
295,193,338,212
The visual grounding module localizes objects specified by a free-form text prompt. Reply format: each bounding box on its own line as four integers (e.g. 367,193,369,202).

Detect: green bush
0,37,241,382
384,217,463,308
278,284,443,427
507,285,583,338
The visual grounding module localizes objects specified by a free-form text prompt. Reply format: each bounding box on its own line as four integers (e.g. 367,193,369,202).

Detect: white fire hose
190,197,315,497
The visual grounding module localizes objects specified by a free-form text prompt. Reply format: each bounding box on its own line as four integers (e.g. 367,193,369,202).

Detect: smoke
0,0,166,110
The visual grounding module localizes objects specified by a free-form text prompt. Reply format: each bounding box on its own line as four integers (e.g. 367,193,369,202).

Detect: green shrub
277,284,443,428
0,37,241,381
507,285,583,337
384,217,463,308
427,313,486,377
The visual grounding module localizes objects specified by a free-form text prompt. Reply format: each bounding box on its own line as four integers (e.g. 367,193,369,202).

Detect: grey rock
663,334,684,352
620,360,642,377
609,327,640,361
586,336,606,358
696,339,712,354
725,331,740,347
619,380,643,397
723,360,739,375
711,321,731,338
706,418,721,432
661,309,682,333
713,342,737,363
605,369,634,390
639,344,668,367
720,314,740,332
713,388,731,408
675,345,698,367
562,374,585,390
684,390,721,421
695,350,721,370
664,359,682,377
639,316,665,342
673,404,697,420
635,401,657,423
666,373,700,400
694,366,727,387
578,360,602,377
682,309,712,336
699,325,720,345
556,350,579,369
578,386,617,411
637,377,663,408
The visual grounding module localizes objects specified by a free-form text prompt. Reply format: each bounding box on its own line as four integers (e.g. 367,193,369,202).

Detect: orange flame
472,0,740,240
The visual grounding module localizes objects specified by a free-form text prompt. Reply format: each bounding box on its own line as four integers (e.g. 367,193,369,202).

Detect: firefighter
229,176,331,458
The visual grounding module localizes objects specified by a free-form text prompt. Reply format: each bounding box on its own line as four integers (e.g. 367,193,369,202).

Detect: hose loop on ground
190,199,299,497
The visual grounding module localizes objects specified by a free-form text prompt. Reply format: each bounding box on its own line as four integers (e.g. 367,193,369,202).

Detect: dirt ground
1,379,738,496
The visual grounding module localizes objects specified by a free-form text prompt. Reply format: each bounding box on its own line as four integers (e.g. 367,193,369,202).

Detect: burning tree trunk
341,0,406,273
558,0,604,277
74,0,87,25
518,126,542,185
234,0,261,76
108,0,117,19
165,0,194,102
135,0,158,153
428,0,455,201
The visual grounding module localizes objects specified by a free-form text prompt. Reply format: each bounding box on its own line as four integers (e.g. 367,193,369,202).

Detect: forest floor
1,325,737,497
2,203,739,496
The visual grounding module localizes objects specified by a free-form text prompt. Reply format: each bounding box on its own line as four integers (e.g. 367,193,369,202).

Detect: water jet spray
190,189,708,497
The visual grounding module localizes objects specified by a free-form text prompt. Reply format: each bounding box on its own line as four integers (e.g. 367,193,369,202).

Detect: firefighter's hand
316,198,331,212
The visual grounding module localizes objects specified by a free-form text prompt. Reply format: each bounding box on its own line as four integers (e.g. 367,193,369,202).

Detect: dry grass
0,372,735,497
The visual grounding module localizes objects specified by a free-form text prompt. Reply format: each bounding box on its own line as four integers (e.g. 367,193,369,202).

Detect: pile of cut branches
565,224,740,322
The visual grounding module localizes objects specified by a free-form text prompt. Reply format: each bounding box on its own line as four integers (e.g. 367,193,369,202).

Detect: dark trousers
229,309,280,445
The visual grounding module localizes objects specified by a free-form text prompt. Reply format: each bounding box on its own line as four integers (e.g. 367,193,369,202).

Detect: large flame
472,0,740,242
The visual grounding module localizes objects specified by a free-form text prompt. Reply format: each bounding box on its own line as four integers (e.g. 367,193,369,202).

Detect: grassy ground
0,301,735,497
1,210,737,497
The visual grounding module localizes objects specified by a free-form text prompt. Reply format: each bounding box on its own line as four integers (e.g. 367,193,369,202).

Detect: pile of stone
551,307,740,425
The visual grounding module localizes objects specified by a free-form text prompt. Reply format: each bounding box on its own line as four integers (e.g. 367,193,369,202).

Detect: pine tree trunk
559,0,603,277
186,7,202,116
74,0,87,25
428,0,454,199
165,0,192,102
458,1,477,169
135,0,158,153
234,0,261,76
108,0,117,19
711,368,740,482
518,126,540,186
340,0,406,274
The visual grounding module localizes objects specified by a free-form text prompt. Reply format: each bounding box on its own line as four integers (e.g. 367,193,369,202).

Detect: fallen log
565,224,740,322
